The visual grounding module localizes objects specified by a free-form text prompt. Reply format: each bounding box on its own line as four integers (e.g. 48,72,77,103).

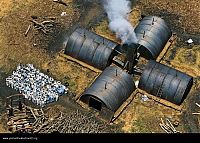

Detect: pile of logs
159,118,181,133
7,106,113,133
7,104,45,133
6,95,114,133
7,108,33,133
6,94,46,133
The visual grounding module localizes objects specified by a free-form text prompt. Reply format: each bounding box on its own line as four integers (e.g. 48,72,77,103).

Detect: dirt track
0,0,200,133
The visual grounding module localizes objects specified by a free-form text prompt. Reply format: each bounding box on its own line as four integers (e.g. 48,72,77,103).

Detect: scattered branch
30,19,55,35
53,0,68,6
24,24,32,37
30,19,45,29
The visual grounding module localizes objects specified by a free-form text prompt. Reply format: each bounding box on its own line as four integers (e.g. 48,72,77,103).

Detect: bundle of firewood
192,103,200,115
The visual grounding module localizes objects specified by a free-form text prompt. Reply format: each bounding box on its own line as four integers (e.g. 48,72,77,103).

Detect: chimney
123,43,139,74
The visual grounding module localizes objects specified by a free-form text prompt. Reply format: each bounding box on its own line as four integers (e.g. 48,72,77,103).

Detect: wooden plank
59,53,102,73
156,33,177,63
10,115,30,121
75,100,89,109
137,89,183,111
112,91,137,122
99,107,114,123
30,108,37,120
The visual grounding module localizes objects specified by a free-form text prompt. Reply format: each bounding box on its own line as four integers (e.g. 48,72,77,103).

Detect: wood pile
7,104,45,133
6,94,114,133
6,94,45,133
159,118,181,133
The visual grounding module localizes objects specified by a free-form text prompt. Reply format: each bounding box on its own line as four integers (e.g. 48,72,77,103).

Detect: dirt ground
0,0,199,133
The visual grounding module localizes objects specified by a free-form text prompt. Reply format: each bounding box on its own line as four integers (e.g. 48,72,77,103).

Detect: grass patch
132,119,152,133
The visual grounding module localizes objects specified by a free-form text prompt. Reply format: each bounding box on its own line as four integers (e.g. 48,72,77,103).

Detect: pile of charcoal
36,110,115,133
6,64,68,107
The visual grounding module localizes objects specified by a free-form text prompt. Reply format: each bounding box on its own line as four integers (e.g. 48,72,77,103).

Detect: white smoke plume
103,0,138,44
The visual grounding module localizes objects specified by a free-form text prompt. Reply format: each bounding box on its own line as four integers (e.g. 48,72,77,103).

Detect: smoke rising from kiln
103,0,138,44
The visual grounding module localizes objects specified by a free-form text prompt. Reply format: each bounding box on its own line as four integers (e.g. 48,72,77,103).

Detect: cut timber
137,89,183,111
6,94,43,133
30,108,37,120
41,20,54,25
192,113,200,115
24,25,31,37
76,100,89,109
156,33,177,63
10,115,30,121
33,109,40,117
13,112,27,117
59,53,102,73
40,109,45,116
16,126,33,131
196,103,200,108
15,120,31,125
112,91,137,122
